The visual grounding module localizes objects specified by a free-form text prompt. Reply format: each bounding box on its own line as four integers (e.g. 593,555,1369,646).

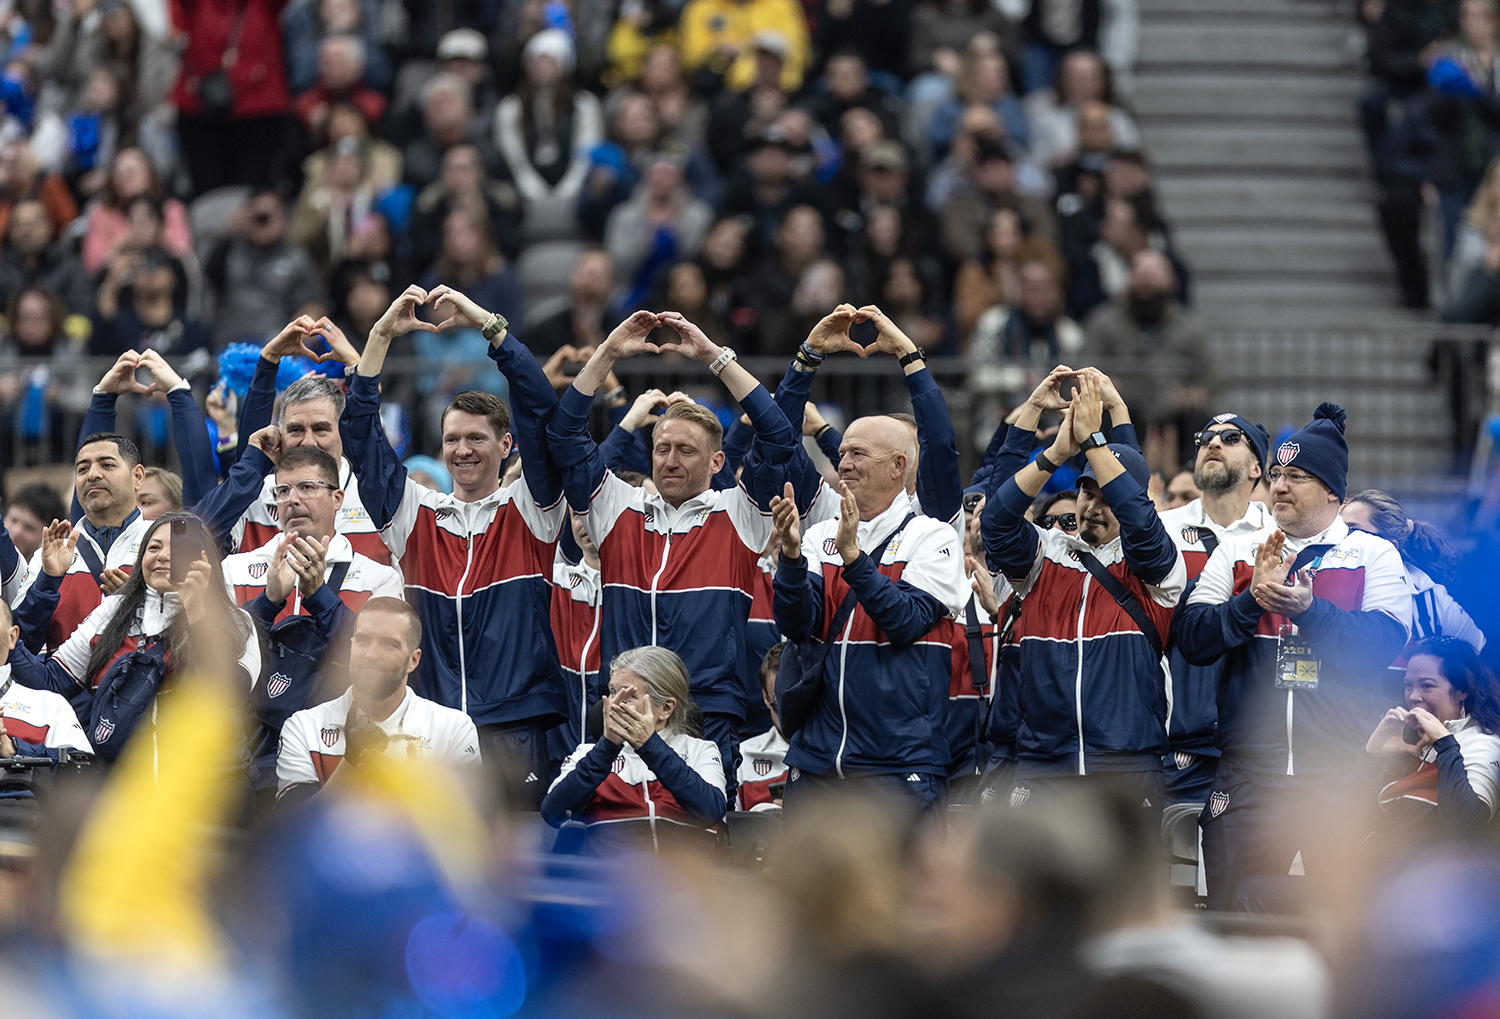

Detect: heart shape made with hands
276,315,357,364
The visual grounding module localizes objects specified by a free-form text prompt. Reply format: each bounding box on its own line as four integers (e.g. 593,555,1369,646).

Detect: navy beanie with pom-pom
1274,403,1348,499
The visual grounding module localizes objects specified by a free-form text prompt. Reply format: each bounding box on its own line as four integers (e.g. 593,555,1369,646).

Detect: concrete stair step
1133,71,1363,122
1174,224,1394,275
1143,124,1368,172
1140,0,1341,18
1156,176,1378,227
1139,23,1363,70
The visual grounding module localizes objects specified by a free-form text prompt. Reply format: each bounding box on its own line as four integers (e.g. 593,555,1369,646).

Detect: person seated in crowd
0,141,79,240
205,189,325,348
982,371,1184,815
290,136,386,278
969,249,1083,367
736,641,790,810
953,208,1026,344
408,143,523,272
91,247,211,361
4,484,66,564
494,30,603,221
930,46,1028,161
0,198,94,315
1082,249,1212,471
526,247,621,357
284,0,393,96
1069,194,1187,320
940,137,1057,266
1051,100,1120,205
417,207,524,342
1368,635,1500,836
605,147,715,307
746,204,831,348
811,50,904,141
542,645,727,847
292,34,388,140
679,0,811,94
8,512,260,761
0,286,93,465
720,127,823,251
1025,49,1142,171
276,597,481,806
303,102,404,197
404,73,495,192
547,309,798,796
80,147,191,277
1342,489,1485,651
0,600,93,767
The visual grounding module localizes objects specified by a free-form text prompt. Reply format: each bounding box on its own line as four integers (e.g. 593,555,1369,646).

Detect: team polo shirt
276,686,481,797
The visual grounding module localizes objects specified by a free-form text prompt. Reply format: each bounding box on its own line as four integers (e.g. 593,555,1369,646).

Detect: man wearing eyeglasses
1157,413,1274,805
1175,403,1412,910
223,446,404,800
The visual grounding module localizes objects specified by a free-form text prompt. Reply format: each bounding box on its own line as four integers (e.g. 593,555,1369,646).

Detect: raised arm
426,285,563,505
191,428,279,554
859,306,961,527
983,400,1081,580
600,388,665,475
548,311,663,511
238,317,327,460
70,352,146,522
134,350,219,509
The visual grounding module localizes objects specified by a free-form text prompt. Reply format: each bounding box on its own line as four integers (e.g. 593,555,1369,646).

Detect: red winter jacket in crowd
170,0,292,119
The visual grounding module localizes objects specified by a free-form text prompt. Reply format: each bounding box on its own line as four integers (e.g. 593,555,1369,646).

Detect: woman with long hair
1342,490,1484,650
541,645,727,850
1368,636,1500,834
7,512,260,759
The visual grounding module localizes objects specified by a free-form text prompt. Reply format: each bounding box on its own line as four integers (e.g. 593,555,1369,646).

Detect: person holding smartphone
6,513,260,760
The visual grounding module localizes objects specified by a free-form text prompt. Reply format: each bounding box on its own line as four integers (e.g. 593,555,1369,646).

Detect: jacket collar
1183,497,1272,535
855,492,917,550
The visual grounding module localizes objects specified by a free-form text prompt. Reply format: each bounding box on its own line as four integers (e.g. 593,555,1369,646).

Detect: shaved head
838,416,914,520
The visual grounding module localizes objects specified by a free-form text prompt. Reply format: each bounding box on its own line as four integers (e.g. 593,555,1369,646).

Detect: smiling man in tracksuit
341,283,570,808
546,310,798,795
770,410,967,809
1174,404,1410,910
982,373,1186,815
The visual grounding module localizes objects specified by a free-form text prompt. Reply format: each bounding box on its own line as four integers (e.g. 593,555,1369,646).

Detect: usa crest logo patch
320,726,339,748
267,673,290,698
1212,413,1235,423
612,756,625,773
1276,442,1299,466
823,538,838,556
1209,790,1229,817
1009,785,1031,807
249,562,268,579
569,573,583,588
95,718,115,744
1181,527,1201,546
754,757,772,776
1174,751,1194,770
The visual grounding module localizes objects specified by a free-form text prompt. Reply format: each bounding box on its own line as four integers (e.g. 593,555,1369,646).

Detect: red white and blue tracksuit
13,510,148,654
545,380,797,791
541,732,727,852
341,337,570,800
1174,517,1410,908
548,553,603,768
983,469,1186,802
1157,498,1273,804
774,494,968,804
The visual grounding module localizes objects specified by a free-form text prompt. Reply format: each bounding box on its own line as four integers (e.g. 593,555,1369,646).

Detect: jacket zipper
455,525,475,715
834,609,857,779
579,586,601,752
1075,573,1092,777
1286,690,1295,776
641,756,658,852
649,508,672,645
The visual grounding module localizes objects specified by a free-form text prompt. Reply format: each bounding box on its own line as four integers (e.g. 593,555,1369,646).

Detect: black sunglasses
1194,427,1246,448
1039,512,1078,532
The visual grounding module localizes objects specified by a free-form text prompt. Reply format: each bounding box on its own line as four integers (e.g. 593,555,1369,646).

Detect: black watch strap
1034,450,1059,473
898,348,927,367
1079,430,1109,452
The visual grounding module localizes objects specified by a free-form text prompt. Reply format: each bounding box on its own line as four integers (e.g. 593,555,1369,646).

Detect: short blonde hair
142,467,183,510
651,401,723,453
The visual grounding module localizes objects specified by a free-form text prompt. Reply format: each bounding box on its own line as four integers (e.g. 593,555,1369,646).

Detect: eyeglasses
1194,427,1246,448
272,480,339,502
1266,469,1317,486
1039,512,1078,532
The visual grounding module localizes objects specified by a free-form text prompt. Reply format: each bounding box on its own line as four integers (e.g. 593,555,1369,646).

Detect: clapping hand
965,554,1000,616
39,519,78,579
265,533,296,605
286,534,330,599
834,482,861,566
770,481,801,560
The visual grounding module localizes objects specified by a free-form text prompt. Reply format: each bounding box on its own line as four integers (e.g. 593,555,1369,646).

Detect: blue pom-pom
216,344,264,400
276,356,318,391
